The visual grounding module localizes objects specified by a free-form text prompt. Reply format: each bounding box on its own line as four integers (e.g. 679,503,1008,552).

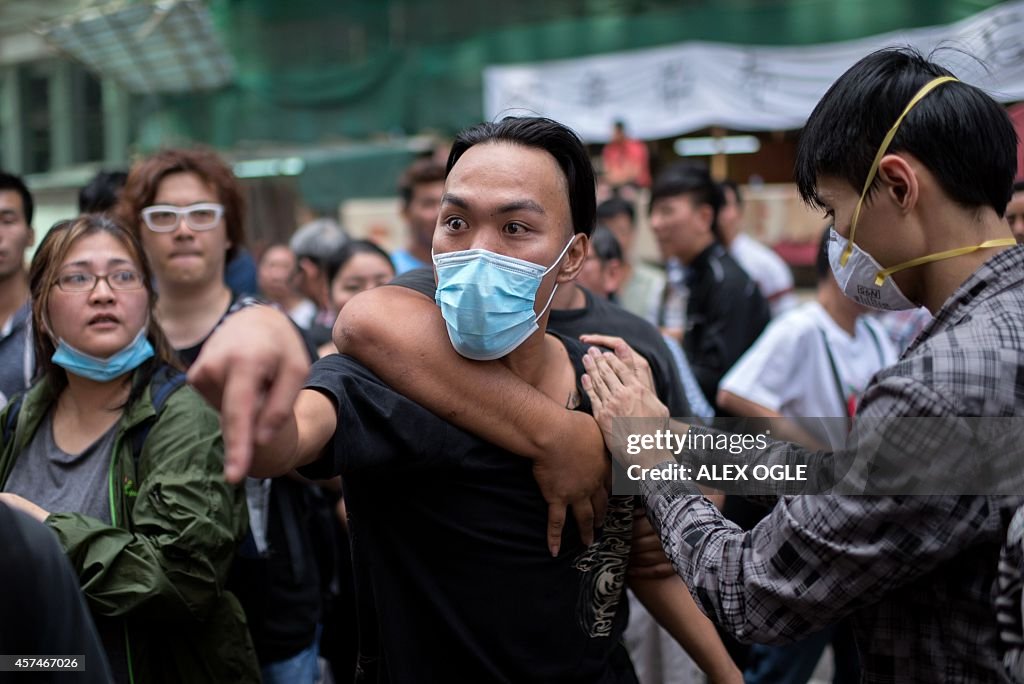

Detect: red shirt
602,138,650,188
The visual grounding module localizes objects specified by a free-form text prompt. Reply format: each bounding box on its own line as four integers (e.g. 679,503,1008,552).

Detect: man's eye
504,222,526,235
444,217,466,230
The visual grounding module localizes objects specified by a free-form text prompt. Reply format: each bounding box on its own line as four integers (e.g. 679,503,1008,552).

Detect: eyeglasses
140,203,224,233
56,270,145,292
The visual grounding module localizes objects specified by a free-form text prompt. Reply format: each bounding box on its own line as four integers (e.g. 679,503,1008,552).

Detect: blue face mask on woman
51,326,155,382
433,236,577,361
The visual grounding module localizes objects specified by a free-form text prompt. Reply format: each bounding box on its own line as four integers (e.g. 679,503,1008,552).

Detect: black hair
649,165,724,240
720,179,742,206
796,47,1017,216
398,157,446,207
589,225,624,264
325,240,395,285
0,171,33,225
79,170,128,213
1014,180,1024,194
597,197,635,224
816,225,832,281
447,116,597,237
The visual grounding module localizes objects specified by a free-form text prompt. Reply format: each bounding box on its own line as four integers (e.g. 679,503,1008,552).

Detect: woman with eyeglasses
0,215,258,683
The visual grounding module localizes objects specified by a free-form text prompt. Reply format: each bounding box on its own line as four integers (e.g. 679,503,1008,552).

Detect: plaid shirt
641,246,1024,683
999,508,1024,682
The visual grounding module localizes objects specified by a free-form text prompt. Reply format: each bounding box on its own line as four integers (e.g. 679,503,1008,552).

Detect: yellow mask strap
873,238,1016,285
840,75,959,267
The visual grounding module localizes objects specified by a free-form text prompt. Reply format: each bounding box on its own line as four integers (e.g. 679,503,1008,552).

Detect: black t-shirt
391,268,691,416
549,288,690,415
682,243,771,409
301,340,638,683
0,504,113,684
174,293,319,367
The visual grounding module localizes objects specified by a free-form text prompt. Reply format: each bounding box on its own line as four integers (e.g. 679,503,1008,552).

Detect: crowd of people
0,46,1023,684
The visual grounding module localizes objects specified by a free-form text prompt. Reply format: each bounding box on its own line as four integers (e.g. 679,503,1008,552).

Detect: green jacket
0,368,260,683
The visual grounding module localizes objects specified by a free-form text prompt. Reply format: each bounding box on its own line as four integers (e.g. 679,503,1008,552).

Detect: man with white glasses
117,150,245,363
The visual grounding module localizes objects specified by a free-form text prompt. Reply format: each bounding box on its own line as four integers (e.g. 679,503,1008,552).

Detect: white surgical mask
828,229,915,311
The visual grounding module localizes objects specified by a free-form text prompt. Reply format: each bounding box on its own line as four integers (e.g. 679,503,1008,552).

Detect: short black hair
0,171,33,225
398,158,446,207
447,116,597,237
597,197,635,224
720,179,742,206
816,225,832,281
325,239,394,285
589,225,624,264
79,170,128,213
649,165,724,240
1013,180,1024,194
796,47,1017,216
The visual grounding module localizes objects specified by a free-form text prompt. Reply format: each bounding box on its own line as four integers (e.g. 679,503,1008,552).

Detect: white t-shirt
730,233,798,317
720,301,897,446
287,299,318,330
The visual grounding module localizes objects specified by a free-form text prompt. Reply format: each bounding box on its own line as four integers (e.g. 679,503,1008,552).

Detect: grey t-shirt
3,410,119,524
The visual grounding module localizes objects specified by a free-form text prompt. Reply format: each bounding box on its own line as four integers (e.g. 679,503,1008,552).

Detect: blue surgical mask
433,236,577,361
51,326,155,382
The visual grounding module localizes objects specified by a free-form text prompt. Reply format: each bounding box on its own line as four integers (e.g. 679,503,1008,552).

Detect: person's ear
877,154,918,214
557,233,588,284
603,259,625,296
297,257,314,282
27,227,35,247
696,202,714,235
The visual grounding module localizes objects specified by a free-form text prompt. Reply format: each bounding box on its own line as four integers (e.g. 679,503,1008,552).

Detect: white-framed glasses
140,203,224,233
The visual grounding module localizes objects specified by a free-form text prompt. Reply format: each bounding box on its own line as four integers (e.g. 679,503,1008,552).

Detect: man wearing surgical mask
220,117,740,682
579,47,1024,682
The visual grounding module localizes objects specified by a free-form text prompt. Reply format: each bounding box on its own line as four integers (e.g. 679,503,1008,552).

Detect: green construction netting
133,0,1008,206
182,0,1009,141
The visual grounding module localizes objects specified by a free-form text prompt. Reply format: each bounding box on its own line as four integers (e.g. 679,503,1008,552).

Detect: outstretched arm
626,506,740,681
336,283,608,556
187,305,315,482
629,577,741,683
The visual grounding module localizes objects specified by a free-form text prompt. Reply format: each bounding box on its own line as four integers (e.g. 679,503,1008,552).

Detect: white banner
483,1,1024,142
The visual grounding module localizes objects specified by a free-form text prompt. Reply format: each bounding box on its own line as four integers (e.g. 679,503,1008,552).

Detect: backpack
1,365,186,472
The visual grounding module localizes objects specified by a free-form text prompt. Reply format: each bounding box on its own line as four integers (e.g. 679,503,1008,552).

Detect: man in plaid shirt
583,47,1024,682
